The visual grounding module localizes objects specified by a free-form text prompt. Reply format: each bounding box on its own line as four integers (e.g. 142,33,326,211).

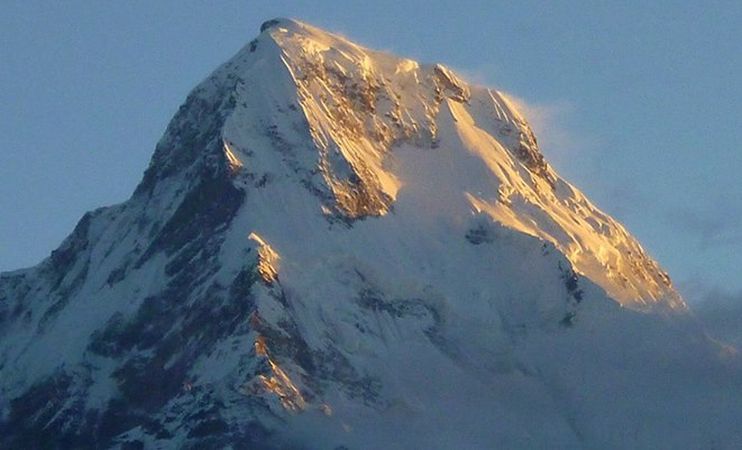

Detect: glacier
0,18,740,449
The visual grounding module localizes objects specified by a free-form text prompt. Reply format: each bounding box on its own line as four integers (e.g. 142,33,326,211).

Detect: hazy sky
1,1,740,303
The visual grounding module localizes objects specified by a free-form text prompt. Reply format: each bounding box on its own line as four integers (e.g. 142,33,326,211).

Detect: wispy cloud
504,95,583,159
664,204,742,250
683,281,742,347
451,63,502,88
447,65,597,170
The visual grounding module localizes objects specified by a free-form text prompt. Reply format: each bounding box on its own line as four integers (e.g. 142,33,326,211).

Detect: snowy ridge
225,18,682,308
0,18,738,450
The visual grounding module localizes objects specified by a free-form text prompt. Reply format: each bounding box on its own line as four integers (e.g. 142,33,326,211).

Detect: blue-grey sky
1,1,740,302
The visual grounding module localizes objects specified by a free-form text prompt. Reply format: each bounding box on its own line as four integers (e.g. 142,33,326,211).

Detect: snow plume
502,93,592,167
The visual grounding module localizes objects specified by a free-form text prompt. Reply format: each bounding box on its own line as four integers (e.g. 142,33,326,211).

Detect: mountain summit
0,19,738,449
144,17,683,309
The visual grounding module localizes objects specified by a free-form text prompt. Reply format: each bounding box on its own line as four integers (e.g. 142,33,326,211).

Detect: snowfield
0,18,740,450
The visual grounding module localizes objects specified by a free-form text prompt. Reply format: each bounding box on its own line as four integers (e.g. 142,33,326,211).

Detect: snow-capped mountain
1,18,739,449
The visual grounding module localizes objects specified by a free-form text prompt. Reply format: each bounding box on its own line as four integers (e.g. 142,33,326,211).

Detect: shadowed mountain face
0,18,739,449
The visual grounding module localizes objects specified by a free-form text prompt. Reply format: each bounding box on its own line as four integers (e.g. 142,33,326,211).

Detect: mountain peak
131,19,683,309
5,19,740,450
260,17,303,33
258,17,361,49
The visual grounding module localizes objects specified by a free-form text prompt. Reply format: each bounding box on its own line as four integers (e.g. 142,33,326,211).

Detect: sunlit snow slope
226,19,681,308
1,18,739,450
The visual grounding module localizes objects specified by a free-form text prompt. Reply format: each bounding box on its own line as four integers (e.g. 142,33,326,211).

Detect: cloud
686,283,742,347
499,93,603,175
510,96,576,147
449,65,598,170
451,63,502,88
664,204,742,250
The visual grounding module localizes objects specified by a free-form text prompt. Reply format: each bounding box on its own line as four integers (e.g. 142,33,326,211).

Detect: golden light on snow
222,140,244,174
252,335,306,412
248,232,280,284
